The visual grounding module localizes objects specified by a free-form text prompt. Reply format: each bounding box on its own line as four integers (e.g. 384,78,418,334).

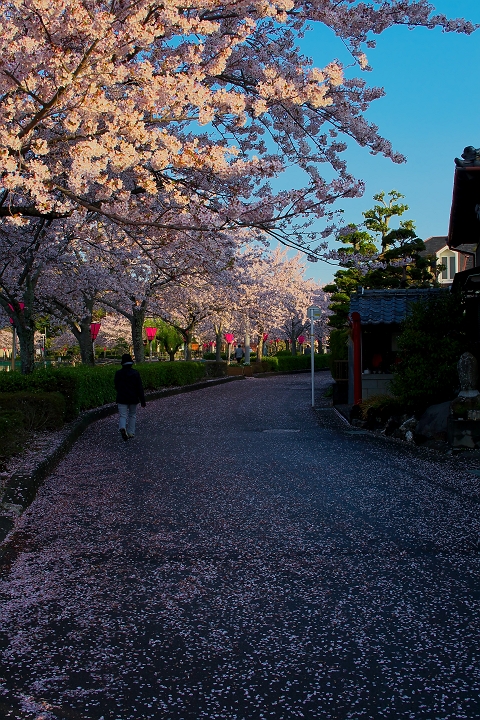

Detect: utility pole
307,306,321,407
244,315,251,365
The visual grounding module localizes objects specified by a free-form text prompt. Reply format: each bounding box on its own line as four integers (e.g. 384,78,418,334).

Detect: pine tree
325,191,437,329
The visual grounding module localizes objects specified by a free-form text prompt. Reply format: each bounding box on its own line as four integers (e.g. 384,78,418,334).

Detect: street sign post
307,306,322,407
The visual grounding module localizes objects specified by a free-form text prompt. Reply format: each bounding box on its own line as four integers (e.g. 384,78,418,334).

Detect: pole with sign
307,305,321,407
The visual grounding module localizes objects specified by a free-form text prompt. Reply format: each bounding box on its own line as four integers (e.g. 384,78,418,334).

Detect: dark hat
121,353,134,365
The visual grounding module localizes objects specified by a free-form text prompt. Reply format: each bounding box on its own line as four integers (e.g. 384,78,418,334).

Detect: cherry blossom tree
0,1,475,373
195,247,327,360
95,313,132,352
253,249,321,356
0,217,62,373
0,0,474,263
35,224,118,364
99,226,239,362
157,274,236,362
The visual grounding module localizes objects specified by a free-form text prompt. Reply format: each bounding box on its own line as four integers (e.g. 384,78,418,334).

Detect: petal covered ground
1,374,480,719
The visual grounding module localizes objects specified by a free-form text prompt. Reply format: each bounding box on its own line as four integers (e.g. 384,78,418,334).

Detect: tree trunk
70,318,95,365
290,332,297,356
5,281,37,374
131,306,146,363
257,330,263,359
215,328,223,362
244,316,251,364
184,330,192,361
16,322,35,374
168,350,176,362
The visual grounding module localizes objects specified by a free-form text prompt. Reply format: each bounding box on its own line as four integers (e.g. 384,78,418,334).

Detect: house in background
420,236,475,285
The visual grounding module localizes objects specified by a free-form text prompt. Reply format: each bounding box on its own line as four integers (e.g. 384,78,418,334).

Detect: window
440,254,456,280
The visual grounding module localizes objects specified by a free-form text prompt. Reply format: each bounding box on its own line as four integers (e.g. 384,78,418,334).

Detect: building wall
422,236,474,285
362,374,394,399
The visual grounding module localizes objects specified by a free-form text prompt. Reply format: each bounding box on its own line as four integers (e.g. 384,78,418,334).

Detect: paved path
1,373,480,720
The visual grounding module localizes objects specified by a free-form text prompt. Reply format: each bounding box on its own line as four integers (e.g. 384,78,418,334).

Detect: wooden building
347,287,447,404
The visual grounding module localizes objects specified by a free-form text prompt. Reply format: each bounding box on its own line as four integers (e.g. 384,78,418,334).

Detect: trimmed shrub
0,367,80,420
260,358,279,371
0,361,207,420
250,358,278,373
203,352,227,361
0,392,66,431
314,354,331,370
0,392,66,465
0,409,27,464
137,361,206,390
203,361,228,378
276,354,329,372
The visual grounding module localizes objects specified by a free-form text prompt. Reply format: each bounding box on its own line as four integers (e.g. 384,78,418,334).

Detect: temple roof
448,167,480,249
349,288,448,325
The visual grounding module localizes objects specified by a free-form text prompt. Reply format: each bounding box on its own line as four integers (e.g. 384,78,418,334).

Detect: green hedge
0,368,80,421
0,391,66,464
0,409,27,463
0,391,66,431
0,362,207,421
137,361,206,390
275,354,330,372
203,352,227,360
254,358,279,372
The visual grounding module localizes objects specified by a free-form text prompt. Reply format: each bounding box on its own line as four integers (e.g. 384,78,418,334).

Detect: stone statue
457,352,479,398
455,146,480,168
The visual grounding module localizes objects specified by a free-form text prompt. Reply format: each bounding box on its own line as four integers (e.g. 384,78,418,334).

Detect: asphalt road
1,373,480,720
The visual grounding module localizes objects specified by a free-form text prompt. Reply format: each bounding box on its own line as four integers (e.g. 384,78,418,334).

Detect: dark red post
351,311,362,405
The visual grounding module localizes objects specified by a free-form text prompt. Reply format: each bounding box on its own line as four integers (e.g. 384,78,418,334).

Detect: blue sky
298,0,480,285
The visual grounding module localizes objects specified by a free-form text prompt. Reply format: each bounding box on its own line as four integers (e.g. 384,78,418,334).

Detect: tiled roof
419,237,477,258
455,243,477,254
349,288,448,325
421,236,448,255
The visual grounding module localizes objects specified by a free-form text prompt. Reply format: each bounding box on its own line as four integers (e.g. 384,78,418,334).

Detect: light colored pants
118,403,138,436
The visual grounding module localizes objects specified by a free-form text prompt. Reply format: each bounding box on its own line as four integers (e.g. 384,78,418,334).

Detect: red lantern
263,333,268,341
8,302,25,324
145,327,157,342
224,333,235,344
298,335,305,344
90,322,101,341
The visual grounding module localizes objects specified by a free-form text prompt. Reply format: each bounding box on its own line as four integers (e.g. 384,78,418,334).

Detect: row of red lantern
90,324,159,343
7,312,312,351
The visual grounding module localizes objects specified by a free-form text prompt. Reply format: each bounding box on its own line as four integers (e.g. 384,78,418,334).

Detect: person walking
114,354,146,441
234,344,245,363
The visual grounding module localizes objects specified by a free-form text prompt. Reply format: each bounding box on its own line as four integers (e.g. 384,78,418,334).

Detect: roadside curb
252,368,331,378
0,375,244,548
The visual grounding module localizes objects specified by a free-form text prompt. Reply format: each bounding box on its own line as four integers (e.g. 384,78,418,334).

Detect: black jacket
114,366,146,405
